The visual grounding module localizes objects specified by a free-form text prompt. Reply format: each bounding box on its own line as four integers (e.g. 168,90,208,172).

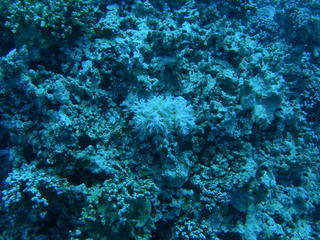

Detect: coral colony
0,0,319,239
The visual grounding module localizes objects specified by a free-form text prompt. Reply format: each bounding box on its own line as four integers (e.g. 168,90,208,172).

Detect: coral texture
130,96,195,141
0,0,319,239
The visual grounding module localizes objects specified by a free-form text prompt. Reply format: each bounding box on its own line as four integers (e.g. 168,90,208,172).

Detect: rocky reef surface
0,0,319,239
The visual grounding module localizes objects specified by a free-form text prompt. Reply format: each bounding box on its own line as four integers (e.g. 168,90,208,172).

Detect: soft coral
130,95,196,142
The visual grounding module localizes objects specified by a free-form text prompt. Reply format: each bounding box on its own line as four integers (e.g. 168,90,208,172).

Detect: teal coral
77,176,159,240
1,164,78,239
0,0,319,239
5,0,99,46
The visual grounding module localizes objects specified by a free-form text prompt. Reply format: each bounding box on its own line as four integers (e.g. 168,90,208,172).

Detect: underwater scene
0,0,320,239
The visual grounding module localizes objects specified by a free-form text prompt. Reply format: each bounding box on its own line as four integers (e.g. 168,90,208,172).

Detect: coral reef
0,0,319,239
